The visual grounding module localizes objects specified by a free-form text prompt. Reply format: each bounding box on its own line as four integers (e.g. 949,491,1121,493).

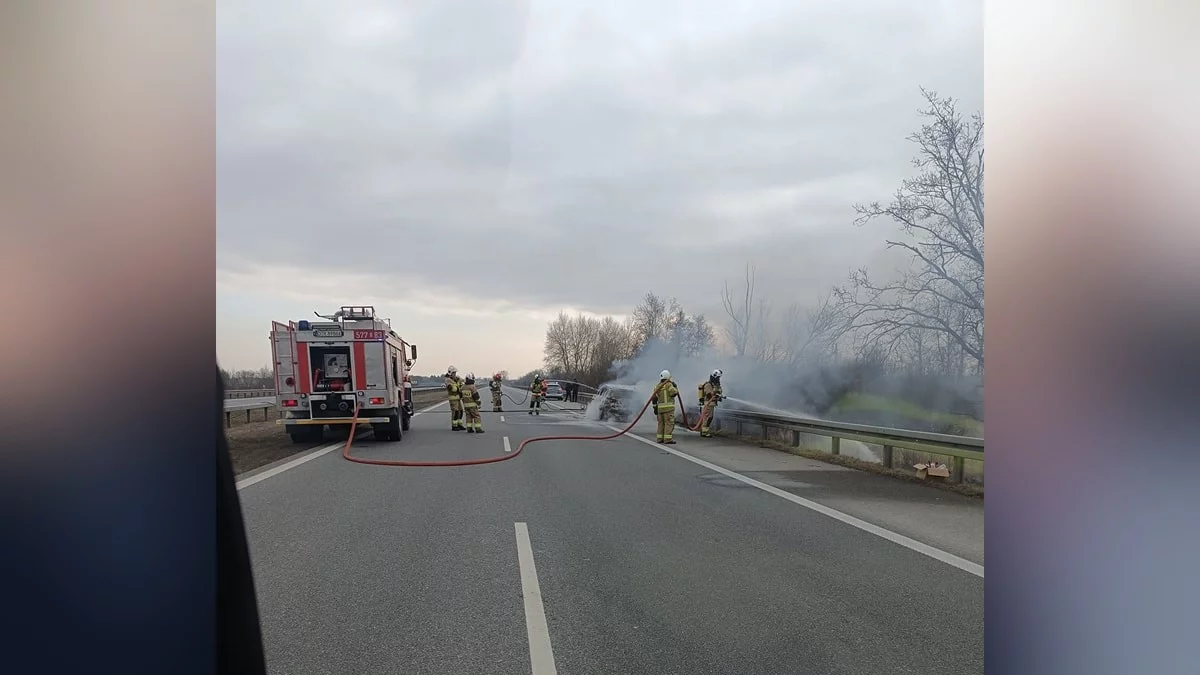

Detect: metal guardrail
698,406,983,484
226,389,274,399
221,385,444,427
576,387,983,484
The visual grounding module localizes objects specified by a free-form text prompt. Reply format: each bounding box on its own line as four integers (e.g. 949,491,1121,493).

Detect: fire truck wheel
374,413,402,442
401,411,411,431
289,426,321,444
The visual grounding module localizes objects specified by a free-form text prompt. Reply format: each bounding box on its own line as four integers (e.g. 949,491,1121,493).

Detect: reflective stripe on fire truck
297,341,312,393
352,342,368,391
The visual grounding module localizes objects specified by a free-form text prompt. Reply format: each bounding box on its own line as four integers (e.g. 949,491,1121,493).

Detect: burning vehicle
593,383,641,423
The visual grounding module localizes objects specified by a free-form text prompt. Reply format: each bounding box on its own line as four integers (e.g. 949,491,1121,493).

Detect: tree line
523,294,716,388
539,89,984,408
219,366,274,390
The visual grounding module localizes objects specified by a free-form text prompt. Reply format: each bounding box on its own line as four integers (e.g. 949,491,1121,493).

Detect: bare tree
836,88,984,373
667,308,715,357
778,291,848,366
630,292,672,351
543,312,575,375
751,298,789,362
543,312,639,386
221,366,276,389
583,316,636,384
543,293,711,384
720,263,758,356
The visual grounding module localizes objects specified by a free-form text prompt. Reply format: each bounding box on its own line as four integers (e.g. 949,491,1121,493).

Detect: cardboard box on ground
913,462,951,479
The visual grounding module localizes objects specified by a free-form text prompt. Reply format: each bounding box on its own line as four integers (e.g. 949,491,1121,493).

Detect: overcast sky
217,0,981,377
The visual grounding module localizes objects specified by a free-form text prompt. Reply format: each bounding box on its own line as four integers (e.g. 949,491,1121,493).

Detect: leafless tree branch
841,88,985,373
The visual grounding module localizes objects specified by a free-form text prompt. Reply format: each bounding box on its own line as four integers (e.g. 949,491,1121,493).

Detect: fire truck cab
270,306,418,444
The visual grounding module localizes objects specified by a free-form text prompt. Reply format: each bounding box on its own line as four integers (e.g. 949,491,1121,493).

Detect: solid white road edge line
414,400,448,416
609,425,984,578
236,400,449,490
514,522,559,675
504,436,513,453
236,439,353,491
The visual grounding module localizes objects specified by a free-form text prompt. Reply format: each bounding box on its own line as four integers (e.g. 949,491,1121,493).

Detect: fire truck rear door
272,321,297,394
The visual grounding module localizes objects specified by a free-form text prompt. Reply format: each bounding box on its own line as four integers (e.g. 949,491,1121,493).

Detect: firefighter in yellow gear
462,373,484,433
445,365,465,431
489,373,504,412
653,369,679,444
698,368,725,437
528,374,547,415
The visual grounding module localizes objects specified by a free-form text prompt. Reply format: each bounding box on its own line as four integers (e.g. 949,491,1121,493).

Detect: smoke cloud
587,337,984,439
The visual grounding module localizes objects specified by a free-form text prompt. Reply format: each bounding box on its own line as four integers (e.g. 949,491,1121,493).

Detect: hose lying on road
341,382,671,468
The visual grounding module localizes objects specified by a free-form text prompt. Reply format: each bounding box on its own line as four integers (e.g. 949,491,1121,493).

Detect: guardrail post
225,411,231,428
791,429,800,447
952,456,965,484
246,410,251,424
882,445,893,468
830,436,840,456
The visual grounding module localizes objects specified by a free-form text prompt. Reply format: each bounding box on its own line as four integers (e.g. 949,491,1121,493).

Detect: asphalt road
237,388,984,675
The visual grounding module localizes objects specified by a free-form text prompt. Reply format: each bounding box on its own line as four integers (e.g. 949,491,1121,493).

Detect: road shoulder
623,430,985,565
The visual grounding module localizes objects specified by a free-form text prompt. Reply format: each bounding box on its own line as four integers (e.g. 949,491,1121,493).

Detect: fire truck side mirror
409,344,417,360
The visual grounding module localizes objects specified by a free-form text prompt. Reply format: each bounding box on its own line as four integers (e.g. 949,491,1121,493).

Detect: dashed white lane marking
504,436,512,453
514,522,558,675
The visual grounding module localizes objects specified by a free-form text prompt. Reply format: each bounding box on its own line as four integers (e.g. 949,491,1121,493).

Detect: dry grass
715,431,985,499
225,389,446,475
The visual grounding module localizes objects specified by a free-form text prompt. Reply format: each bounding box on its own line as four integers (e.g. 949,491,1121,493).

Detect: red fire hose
340,381,717,468
342,382,660,467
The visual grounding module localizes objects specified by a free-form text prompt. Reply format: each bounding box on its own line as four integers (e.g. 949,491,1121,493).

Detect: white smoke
595,337,883,461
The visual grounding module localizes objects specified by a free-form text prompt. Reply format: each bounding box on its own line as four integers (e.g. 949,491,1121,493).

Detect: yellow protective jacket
462,383,480,407
489,379,502,394
700,381,723,403
530,380,547,397
655,379,679,412
445,375,462,401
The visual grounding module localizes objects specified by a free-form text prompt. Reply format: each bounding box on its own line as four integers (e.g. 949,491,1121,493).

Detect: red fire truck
270,306,418,443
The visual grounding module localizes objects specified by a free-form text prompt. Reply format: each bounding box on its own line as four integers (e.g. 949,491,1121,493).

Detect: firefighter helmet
660,369,671,380
711,369,723,379
447,365,457,374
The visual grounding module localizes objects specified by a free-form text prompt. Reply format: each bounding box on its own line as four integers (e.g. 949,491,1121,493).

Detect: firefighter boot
467,427,475,433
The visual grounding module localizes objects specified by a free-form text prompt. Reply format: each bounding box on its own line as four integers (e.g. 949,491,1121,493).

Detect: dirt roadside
226,389,446,475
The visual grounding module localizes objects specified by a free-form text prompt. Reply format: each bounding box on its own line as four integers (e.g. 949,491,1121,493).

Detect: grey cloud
218,0,980,315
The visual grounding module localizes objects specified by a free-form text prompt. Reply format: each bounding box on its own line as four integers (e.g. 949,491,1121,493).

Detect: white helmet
447,365,457,374
712,369,723,378
660,369,671,380
465,372,475,380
